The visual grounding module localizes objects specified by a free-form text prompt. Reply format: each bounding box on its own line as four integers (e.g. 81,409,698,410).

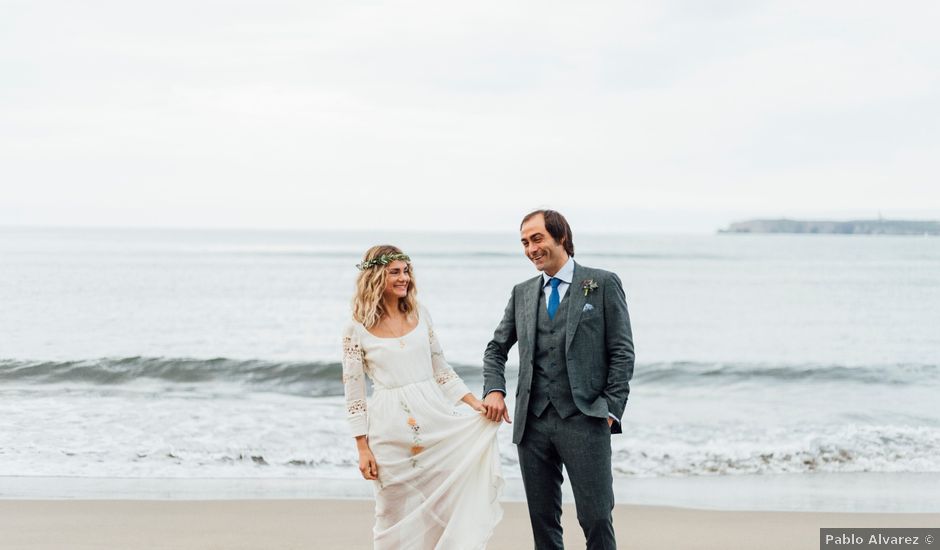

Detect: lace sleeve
424,307,472,405
342,325,369,437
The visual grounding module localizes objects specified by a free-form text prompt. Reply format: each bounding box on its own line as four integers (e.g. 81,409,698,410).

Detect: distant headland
719,219,940,235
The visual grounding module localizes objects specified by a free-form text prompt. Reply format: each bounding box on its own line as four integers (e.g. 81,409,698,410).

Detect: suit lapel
523,275,541,353
565,262,587,352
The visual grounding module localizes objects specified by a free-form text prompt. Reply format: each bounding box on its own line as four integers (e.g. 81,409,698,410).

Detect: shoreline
0,499,936,550
2,472,938,513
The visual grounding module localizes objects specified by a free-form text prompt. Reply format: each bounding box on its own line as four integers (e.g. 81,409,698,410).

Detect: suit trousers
517,404,616,550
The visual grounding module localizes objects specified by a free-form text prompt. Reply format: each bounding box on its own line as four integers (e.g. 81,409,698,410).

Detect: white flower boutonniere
581,279,599,297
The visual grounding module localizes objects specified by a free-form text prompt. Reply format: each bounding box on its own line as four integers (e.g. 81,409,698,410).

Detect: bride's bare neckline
364,314,420,340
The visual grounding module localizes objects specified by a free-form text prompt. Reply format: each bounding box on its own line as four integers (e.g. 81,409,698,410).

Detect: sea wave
612,424,940,477
0,357,345,397
636,361,939,385
1,357,935,396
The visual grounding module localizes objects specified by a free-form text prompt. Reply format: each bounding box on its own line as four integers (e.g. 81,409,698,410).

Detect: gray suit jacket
483,262,635,444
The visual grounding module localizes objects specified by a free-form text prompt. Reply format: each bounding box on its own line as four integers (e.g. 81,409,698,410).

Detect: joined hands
482,392,511,424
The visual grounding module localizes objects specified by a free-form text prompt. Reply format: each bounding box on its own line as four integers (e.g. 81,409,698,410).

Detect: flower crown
356,252,411,271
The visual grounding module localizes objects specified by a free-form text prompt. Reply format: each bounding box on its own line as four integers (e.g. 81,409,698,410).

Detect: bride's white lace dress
342,305,503,549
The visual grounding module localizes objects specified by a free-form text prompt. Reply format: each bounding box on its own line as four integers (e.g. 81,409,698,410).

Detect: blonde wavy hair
352,245,418,329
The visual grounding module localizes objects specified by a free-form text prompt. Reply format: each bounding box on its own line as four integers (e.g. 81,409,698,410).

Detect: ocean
1,227,938,502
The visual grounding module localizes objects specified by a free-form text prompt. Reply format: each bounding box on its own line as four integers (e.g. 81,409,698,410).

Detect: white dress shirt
542,257,574,305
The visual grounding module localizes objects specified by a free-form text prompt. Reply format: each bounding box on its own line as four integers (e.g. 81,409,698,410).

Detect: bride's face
383,260,411,301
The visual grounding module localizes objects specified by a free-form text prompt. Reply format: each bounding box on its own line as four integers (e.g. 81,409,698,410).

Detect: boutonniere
581,279,598,296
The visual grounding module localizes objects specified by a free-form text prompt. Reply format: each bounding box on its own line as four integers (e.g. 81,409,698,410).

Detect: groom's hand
483,391,511,424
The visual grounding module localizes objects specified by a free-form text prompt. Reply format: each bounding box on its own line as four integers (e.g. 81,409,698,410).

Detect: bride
342,245,504,549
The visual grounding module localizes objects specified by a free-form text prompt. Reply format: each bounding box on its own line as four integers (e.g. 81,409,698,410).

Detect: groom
482,209,634,549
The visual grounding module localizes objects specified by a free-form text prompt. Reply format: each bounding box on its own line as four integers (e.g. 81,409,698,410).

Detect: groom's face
520,214,567,275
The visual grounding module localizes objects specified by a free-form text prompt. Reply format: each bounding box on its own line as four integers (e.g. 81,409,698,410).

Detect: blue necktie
547,277,561,320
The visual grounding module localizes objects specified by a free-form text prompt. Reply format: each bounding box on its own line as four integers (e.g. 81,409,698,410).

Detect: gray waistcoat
529,288,579,418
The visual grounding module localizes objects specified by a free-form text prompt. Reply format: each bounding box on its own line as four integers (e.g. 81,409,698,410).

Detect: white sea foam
1,380,938,480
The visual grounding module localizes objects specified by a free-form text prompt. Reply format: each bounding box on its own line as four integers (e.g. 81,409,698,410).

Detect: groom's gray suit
484,261,634,549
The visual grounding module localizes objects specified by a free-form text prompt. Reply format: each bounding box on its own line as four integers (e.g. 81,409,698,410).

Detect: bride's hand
358,449,378,480
460,394,490,416
471,400,489,415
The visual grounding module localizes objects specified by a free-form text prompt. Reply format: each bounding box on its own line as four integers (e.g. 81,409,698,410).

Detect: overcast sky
2,1,938,233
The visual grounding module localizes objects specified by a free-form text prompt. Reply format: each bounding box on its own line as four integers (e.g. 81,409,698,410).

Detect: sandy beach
1,499,936,550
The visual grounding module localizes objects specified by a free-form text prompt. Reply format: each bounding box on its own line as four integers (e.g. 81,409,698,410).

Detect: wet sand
1,499,936,549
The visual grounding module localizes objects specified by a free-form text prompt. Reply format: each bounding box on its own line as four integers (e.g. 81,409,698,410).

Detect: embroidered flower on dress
342,336,365,384
342,336,363,361
400,400,423,468
435,371,459,385
347,399,366,416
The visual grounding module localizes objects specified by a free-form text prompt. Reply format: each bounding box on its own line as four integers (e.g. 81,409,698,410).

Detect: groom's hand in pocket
483,391,511,424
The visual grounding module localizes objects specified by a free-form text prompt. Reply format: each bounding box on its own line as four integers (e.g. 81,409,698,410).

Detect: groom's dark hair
521,209,575,257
